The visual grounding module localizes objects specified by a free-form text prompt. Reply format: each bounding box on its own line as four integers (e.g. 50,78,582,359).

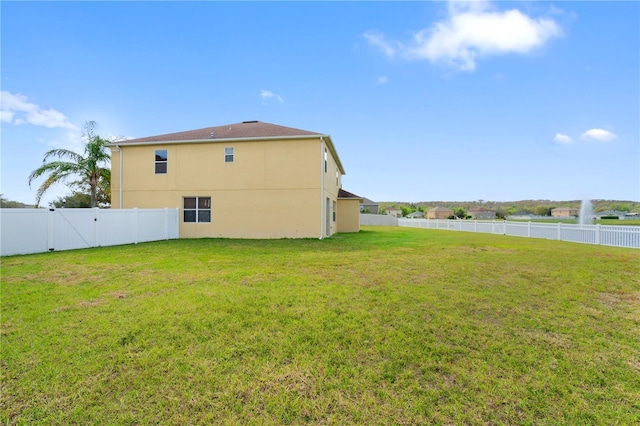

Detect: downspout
115,145,123,209
320,137,325,240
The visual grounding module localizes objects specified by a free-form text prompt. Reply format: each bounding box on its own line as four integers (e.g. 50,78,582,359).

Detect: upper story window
183,196,211,223
155,150,167,174
336,170,339,186
324,148,328,172
225,147,234,163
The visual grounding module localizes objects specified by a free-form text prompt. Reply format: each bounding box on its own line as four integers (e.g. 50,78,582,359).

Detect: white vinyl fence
360,214,399,226
1,208,179,256
397,218,640,249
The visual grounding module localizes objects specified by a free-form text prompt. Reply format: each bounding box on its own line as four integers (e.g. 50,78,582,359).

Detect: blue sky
2,1,638,205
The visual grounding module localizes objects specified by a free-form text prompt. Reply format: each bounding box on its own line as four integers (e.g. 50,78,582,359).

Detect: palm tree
28,121,111,208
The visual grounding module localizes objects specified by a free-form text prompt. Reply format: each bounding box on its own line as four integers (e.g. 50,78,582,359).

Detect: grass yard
596,219,640,226
2,227,639,424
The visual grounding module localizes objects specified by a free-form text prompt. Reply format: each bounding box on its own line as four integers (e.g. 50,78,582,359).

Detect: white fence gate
397,218,640,249
1,208,179,256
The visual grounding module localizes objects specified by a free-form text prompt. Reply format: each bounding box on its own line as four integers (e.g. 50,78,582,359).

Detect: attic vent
242,120,258,124
210,132,215,138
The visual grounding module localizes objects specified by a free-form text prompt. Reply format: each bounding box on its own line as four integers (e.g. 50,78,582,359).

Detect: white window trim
225,147,234,163
155,149,168,174
324,148,327,173
183,196,211,223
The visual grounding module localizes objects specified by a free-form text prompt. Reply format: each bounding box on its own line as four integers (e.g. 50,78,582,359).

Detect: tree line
378,200,640,219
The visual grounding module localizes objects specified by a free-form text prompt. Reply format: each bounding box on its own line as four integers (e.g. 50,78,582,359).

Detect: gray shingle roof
118,121,323,144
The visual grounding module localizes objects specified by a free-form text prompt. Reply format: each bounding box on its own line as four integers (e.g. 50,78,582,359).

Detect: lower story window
183,197,211,223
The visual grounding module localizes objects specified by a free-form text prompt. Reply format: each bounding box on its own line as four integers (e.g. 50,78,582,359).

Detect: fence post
557,222,562,241
93,207,100,247
527,221,531,238
595,224,600,245
133,208,139,244
48,208,55,251
165,207,169,240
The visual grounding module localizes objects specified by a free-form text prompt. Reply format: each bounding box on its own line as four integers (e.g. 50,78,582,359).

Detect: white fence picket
1,208,180,256
396,218,639,249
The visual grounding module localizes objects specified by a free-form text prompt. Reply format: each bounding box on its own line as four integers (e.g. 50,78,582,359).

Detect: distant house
360,197,379,214
385,207,403,218
427,207,453,219
551,207,578,218
406,211,424,219
107,120,360,239
468,207,496,220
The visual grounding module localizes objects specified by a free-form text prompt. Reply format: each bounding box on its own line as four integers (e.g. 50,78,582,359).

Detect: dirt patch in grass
598,292,640,307
257,366,318,398
78,299,102,308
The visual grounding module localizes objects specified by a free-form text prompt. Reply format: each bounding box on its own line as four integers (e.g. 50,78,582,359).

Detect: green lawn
596,219,640,226
2,227,639,424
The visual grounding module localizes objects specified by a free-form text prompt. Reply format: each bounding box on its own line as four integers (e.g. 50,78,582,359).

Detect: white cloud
1,109,15,123
260,90,284,103
554,133,572,144
365,0,562,72
107,134,133,143
364,31,399,58
46,130,85,154
377,76,389,84
0,91,78,130
581,128,616,142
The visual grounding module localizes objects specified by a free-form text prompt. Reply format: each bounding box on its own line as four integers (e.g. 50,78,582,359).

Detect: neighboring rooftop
118,121,323,144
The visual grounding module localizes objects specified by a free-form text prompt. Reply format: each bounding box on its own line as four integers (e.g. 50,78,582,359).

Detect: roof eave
106,134,326,148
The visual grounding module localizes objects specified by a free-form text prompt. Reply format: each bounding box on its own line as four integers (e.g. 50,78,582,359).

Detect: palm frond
35,173,67,207
28,161,84,187
42,149,84,163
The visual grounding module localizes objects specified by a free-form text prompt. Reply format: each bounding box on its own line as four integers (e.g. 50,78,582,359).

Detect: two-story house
108,121,361,239
551,207,579,218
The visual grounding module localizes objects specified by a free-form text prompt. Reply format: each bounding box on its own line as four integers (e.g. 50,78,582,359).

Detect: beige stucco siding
110,148,122,208
337,198,361,233
116,140,319,192
111,136,345,239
